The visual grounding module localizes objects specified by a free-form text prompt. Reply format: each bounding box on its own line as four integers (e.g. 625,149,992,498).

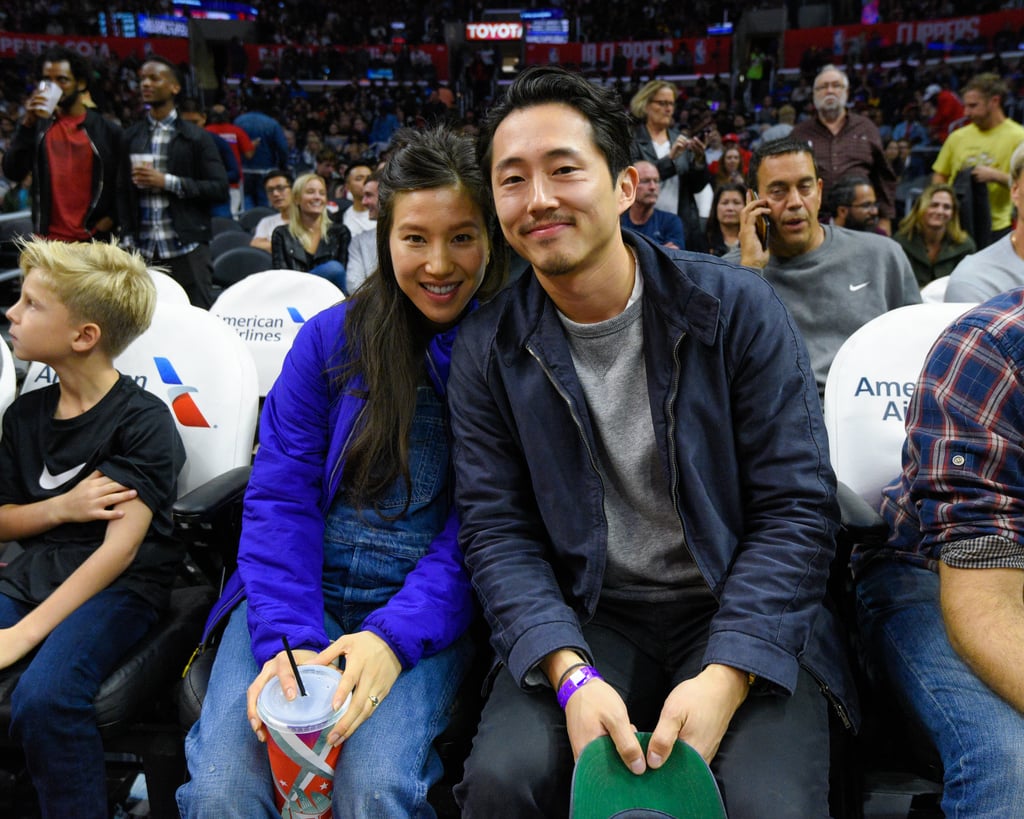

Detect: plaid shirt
138,109,198,260
857,288,1024,573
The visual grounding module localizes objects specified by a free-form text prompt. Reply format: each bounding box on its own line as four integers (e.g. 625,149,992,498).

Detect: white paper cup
37,81,62,117
130,153,155,169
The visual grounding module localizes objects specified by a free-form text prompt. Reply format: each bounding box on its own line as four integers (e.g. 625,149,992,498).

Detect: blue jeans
309,259,348,292
0,587,157,819
177,602,472,818
856,560,1024,818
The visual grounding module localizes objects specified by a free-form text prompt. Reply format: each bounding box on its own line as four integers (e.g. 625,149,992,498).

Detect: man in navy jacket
448,66,856,818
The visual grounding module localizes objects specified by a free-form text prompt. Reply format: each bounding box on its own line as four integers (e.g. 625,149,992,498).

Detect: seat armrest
173,465,250,583
173,465,251,523
837,481,887,545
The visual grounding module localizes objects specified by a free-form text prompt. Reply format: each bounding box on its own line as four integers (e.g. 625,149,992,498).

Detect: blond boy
0,239,184,818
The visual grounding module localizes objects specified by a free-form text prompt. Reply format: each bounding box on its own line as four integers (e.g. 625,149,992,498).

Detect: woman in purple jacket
177,126,507,818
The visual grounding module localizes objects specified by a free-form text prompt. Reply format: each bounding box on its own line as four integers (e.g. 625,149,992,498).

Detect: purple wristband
557,665,603,709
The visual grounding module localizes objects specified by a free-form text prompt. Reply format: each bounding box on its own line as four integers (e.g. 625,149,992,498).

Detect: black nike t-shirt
0,375,186,609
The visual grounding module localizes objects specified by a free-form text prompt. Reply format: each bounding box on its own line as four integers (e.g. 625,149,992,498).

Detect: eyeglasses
266,184,290,194
649,100,675,108
851,201,878,210
814,80,846,91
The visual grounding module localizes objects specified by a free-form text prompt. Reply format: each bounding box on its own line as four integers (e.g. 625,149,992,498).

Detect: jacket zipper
325,401,367,512
807,665,853,730
526,341,607,518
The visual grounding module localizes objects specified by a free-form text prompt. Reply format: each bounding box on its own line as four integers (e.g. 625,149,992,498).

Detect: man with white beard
791,65,896,234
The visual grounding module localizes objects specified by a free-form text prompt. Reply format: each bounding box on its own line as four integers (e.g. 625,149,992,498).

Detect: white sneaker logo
849,282,870,292
39,462,87,490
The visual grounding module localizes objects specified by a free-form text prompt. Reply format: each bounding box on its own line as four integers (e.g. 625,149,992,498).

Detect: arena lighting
707,22,733,36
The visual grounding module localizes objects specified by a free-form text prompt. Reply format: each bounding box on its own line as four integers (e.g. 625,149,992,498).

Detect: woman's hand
245,647,320,742
314,631,402,746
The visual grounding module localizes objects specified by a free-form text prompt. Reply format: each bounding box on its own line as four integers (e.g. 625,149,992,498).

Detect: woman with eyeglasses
628,80,710,252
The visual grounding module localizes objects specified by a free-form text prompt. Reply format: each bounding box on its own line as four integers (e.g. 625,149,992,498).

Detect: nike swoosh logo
849,282,870,292
39,462,87,490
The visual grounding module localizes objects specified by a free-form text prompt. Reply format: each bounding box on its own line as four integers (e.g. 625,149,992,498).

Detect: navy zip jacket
449,232,859,730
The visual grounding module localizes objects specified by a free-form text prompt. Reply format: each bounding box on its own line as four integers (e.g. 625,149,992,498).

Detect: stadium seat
822,302,976,818
210,230,255,260
5,302,259,818
211,216,245,235
212,246,273,289
211,268,344,396
148,268,190,305
0,335,14,433
919,275,950,304
238,206,276,233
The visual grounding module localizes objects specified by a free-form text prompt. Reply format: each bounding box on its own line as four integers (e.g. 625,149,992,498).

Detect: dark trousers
153,244,213,309
0,588,157,819
455,597,831,819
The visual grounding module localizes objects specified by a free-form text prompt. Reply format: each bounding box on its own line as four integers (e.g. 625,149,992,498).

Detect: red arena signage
465,22,523,41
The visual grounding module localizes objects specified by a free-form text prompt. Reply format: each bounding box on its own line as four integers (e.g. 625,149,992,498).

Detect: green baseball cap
570,732,727,819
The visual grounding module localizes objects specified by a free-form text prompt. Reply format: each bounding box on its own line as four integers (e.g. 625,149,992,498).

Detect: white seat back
0,337,16,436
920,276,949,304
20,302,259,496
148,268,190,305
211,269,344,396
823,302,976,508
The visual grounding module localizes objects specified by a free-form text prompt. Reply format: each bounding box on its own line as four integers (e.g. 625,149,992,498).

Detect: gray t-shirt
945,234,1024,303
557,273,704,601
730,225,921,397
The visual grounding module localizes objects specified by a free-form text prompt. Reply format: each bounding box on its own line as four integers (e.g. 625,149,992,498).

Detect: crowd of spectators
1,4,1024,220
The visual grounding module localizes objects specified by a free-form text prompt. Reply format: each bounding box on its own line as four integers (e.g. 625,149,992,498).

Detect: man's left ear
72,322,102,353
618,166,639,213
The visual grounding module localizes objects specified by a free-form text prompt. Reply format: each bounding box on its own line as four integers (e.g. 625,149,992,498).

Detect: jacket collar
496,231,720,364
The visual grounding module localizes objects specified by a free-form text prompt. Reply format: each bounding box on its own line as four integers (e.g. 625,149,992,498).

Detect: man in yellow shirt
932,72,1024,242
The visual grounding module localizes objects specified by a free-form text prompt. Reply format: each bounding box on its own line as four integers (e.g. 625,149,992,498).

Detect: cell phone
755,214,770,251
747,190,771,251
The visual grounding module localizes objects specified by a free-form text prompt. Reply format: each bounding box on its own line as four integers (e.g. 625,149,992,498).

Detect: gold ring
368,694,380,707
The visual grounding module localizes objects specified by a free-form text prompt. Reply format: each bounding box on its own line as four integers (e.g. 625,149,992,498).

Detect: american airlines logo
216,306,306,342
154,357,211,428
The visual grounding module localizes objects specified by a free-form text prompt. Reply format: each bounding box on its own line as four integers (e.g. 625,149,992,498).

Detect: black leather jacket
271,221,351,274
2,109,123,239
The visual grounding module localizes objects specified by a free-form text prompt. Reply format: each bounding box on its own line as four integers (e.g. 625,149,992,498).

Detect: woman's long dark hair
337,126,508,513
705,181,747,257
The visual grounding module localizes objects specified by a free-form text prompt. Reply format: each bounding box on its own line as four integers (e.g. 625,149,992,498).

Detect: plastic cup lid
257,664,350,734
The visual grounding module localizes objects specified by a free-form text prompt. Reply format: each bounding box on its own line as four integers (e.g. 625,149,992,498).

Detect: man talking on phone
732,138,919,399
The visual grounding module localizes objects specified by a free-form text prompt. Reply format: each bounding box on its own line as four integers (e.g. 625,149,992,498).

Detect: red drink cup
257,665,351,818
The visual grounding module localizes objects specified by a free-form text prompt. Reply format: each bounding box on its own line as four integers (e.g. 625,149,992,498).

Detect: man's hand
21,86,54,127
53,470,137,525
565,678,646,774
131,166,167,190
738,195,772,269
971,164,1009,186
647,663,750,767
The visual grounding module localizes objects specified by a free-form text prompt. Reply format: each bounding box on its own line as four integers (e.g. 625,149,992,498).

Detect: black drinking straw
281,635,307,697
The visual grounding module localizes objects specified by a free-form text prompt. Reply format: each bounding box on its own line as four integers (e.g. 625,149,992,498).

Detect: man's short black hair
478,66,633,187
828,175,872,213
141,54,183,88
263,168,292,186
40,47,90,91
747,137,820,191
